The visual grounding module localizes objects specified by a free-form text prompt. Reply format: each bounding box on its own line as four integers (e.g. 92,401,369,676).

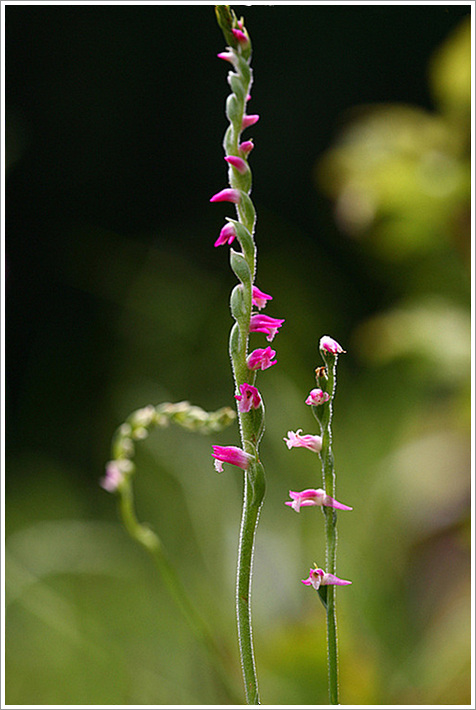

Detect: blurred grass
5,10,471,707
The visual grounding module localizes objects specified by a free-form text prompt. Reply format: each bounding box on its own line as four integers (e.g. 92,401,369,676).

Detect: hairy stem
236,471,264,704
318,352,340,704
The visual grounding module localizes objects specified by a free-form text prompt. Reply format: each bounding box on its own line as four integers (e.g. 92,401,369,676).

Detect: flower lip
232,28,249,45
239,140,254,155
242,114,260,129
210,188,242,204
285,488,353,512
301,567,352,590
100,462,124,493
235,383,261,413
283,429,322,453
247,346,277,371
215,223,236,247
305,388,330,406
252,286,273,310
225,155,248,174
212,445,254,472
249,313,284,342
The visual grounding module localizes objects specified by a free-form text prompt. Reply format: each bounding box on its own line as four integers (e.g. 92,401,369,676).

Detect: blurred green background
5,4,471,706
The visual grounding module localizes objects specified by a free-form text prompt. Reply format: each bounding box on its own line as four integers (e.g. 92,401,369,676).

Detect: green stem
230,322,266,705
318,353,340,704
236,471,264,705
325,508,339,704
215,8,266,702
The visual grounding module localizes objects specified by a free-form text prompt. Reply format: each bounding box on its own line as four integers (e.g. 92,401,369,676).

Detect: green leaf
318,585,328,610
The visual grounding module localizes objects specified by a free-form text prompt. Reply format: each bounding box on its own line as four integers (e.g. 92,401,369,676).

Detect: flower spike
302,567,352,590
285,488,352,512
284,429,322,453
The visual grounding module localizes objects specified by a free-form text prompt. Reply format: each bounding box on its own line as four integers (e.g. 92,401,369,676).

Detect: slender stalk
103,401,239,703
230,320,266,704
317,351,340,704
213,7,274,703
236,472,264,704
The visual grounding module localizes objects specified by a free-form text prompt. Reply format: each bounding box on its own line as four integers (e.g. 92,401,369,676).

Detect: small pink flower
232,28,249,45
284,429,322,453
247,346,277,371
217,50,236,64
302,567,352,590
242,114,260,130
319,335,346,354
212,445,254,473
100,461,125,493
235,383,261,413
249,313,284,342
252,286,273,310
305,388,330,406
210,188,241,204
285,488,352,512
214,223,236,247
225,155,248,174
239,140,254,155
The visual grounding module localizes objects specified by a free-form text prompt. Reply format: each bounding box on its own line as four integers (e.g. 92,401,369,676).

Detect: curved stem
118,478,242,704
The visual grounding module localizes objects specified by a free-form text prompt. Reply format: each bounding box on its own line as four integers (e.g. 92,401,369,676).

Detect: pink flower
214,223,236,247
249,314,284,342
284,429,322,453
302,567,352,590
305,388,330,406
235,383,261,413
319,335,346,354
217,50,236,64
210,188,241,204
285,488,352,512
232,28,249,45
212,445,254,473
247,346,277,371
239,140,254,155
100,461,125,493
252,286,272,310
242,114,260,130
225,155,248,174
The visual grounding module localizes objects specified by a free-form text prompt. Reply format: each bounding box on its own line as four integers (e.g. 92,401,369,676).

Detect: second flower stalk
284,335,352,705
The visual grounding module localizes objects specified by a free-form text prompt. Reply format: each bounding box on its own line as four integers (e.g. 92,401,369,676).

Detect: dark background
5,4,471,706
6,3,469,466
